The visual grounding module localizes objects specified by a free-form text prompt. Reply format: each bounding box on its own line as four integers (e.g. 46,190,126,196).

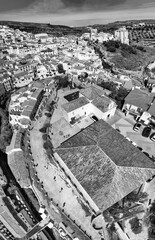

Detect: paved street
30,112,102,240
109,111,155,157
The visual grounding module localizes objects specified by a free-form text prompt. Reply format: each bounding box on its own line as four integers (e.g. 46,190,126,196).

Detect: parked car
142,126,151,137
150,132,155,142
58,228,66,238
133,122,142,132
150,122,155,130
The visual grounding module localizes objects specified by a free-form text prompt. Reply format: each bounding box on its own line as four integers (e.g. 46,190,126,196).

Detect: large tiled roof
92,95,112,112
56,120,155,210
30,89,42,100
80,85,105,100
124,88,153,111
62,97,89,113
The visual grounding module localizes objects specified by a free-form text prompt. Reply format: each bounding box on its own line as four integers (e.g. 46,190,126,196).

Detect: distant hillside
0,20,89,36
90,19,155,33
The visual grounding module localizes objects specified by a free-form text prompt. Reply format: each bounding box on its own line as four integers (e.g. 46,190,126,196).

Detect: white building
35,64,48,80
61,85,116,123
14,71,34,88
114,27,129,45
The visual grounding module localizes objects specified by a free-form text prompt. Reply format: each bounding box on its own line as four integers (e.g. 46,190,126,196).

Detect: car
150,132,155,142
58,228,66,238
149,122,155,130
142,126,151,137
133,122,142,132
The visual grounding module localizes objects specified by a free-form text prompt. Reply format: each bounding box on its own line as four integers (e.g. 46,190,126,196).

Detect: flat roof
56,120,155,210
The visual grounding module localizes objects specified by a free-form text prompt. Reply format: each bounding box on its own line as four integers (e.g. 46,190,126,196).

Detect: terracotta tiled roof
56,120,155,210
62,96,89,113
124,88,153,111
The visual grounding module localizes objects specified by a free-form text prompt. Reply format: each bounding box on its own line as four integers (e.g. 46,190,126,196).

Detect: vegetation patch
129,217,142,234
98,81,129,109
0,108,12,152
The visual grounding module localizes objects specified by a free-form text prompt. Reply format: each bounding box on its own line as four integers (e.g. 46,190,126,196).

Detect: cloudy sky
0,0,155,26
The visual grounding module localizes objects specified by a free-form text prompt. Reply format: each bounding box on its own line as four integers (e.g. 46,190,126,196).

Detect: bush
150,200,155,214
129,217,142,234
39,127,47,133
107,46,116,52
46,104,52,112
99,80,117,93
121,43,137,55
57,63,65,74
44,112,52,117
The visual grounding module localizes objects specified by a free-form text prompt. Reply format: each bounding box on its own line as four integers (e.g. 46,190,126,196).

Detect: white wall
15,77,33,88
123,103,138,111
63,102,116,122
91,104,116,120
67,103,93,122
9,114,23,126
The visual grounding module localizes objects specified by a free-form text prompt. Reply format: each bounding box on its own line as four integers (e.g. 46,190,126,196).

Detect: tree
129,217,142,234
99,81,117,93
150,200,155,214
107,46,116,52
56,75,70,89
115,87,129,109
57,63,65,74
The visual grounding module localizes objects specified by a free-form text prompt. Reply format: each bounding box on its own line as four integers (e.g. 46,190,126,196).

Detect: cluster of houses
0,24,134,105
2,22,155,240
123,87,155,124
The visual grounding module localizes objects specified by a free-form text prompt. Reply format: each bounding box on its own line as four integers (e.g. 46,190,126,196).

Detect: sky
0,0,155,26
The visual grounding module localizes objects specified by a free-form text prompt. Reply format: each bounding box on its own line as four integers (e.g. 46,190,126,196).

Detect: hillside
0,20,89,36
101,40,155,73
91,19,155,33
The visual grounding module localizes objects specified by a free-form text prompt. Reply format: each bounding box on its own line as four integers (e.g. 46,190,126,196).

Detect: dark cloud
61,0,126,9
61,0,86,7
0,0,35,12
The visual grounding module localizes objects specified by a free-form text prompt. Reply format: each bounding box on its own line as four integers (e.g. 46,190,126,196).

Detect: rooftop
80,85,105,100
56,120,155,210
50,117,80,148
62,96,89,113
30,89,43,100
14,71,29,78
92,95,112,112
124,88,153,111
8,150,30,188
148,99,155,117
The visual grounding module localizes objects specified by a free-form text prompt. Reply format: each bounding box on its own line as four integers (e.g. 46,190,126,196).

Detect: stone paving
30,112,102,240
108,111,155,157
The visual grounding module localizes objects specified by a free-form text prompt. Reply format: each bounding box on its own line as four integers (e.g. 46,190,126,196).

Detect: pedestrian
54,176,56,181
63,202,66,207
